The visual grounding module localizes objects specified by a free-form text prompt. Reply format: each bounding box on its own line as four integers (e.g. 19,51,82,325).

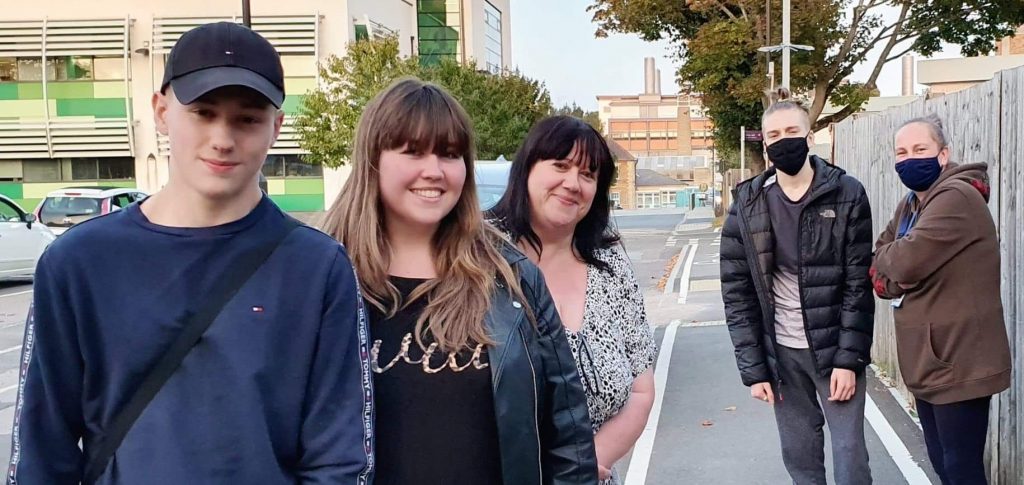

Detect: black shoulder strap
83,217,303,484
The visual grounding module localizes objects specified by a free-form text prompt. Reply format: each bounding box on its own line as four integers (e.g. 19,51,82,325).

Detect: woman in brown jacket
872,115,1011,485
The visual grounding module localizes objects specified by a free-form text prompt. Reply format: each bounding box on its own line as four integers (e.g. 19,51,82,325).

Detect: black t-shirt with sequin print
369,276,503,485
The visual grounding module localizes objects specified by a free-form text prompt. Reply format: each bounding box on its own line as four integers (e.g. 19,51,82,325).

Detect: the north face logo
820,209,836,218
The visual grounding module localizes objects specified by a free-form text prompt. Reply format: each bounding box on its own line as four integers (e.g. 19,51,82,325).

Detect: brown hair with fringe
321,77,530,352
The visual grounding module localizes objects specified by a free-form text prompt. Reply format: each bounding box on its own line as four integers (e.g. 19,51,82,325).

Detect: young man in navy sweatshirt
8,22,373,484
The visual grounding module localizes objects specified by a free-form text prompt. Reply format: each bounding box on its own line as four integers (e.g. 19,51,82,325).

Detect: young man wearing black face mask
720,88,875,484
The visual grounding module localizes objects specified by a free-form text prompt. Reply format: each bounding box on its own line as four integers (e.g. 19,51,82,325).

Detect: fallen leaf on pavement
701,420,714,427
724,406,737,412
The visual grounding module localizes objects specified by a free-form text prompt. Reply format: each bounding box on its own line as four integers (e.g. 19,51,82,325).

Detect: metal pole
740,125,746,177
242,0,251,27
766,0,771,68
782,0,791,88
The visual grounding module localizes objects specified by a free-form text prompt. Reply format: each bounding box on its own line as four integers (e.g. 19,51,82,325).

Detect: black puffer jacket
720,156,874,387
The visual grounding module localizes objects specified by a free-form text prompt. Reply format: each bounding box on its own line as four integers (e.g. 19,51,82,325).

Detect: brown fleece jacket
873,162,1011,405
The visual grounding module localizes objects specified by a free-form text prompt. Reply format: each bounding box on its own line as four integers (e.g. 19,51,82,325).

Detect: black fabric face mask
766,136,810,176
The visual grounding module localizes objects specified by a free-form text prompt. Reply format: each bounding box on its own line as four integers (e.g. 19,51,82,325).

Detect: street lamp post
241,0,266,193
757,0,813,89
242,0,251,27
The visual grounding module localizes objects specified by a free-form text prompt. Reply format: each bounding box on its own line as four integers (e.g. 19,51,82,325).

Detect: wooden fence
833,65,1024,484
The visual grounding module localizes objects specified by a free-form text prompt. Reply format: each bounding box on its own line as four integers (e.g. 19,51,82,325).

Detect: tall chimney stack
902,55,915,96
655,69,662,95
644,57,656,94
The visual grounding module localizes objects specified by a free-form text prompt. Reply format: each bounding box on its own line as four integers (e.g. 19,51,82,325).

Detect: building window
22,158,133,182
418,0,462,66
0,58,15,82
72,158,99,180
3,56,115,82
483,1,502,73
262,154,323,178
23,160,62,182
52,57,93,81
76,158,133,180
609,192,621,208
637,192,661,209
16,59,43,81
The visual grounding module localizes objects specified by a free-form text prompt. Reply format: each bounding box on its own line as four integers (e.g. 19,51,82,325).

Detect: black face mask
766,136,810,176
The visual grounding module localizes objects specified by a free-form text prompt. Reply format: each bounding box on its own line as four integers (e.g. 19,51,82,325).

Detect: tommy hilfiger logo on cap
160,22,285,108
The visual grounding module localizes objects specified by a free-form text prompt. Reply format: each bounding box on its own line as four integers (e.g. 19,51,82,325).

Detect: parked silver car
0,194,55,281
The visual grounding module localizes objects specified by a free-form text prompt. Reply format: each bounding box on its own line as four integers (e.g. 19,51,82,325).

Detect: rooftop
918,55,1024,85
636,169,687,187
605,137,636,162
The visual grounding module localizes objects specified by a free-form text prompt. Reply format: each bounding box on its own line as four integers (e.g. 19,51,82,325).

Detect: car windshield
477,184,506,210
475,162,512,210
39,197,102,224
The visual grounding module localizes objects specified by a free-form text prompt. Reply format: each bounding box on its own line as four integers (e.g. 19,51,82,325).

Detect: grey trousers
773,345,872,485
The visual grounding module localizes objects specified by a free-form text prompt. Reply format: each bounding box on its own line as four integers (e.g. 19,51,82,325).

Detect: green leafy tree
295,36,419,168
552,102,603,131
296,36,552,166
422,60,553,160
588,0,1024,171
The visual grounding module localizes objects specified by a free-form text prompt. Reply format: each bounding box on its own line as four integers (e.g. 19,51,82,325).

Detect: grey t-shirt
766,182,810,349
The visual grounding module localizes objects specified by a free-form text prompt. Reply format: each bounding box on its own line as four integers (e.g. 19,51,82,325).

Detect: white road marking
865,393,933,484
677,243,699,303
664,246,690,295
0,290,31,299
0,345,22,355
623,320,681,485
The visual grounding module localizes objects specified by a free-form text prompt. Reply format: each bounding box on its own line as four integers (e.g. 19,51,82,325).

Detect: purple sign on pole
744,130,763,142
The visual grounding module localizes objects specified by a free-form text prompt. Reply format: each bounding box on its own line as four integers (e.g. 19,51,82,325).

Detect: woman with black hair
488,116,656,484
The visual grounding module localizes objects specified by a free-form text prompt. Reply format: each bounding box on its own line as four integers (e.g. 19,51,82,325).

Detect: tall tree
589,0,1024,170
296,36,552,166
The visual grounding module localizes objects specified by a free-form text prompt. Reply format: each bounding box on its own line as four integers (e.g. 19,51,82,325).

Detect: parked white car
35,187,148,235
0,194,56,281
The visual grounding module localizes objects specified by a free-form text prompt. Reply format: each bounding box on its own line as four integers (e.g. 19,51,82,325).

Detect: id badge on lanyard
892,192,918,309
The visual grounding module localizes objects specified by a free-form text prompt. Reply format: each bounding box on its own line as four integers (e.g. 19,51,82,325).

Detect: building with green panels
0,19,136,210
0,16,324,212
0,2,511,213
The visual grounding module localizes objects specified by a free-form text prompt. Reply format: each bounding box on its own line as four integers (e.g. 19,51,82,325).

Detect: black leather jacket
486,243,599,485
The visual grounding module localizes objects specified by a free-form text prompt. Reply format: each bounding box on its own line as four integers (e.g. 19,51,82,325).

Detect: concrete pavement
622,210,940,485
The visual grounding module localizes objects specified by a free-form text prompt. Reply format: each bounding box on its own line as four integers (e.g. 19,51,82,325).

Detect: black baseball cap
161,22,285,108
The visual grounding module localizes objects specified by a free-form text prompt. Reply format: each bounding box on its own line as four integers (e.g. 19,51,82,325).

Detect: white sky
511,0,968,109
